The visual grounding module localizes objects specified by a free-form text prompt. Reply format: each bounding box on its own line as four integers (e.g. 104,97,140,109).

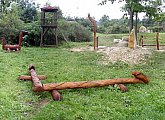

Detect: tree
99,15,110,27
0,0,14,13
99,0,164,43
99,0,164,30
0,2,25,43
19,0,38,23
97,18,129,34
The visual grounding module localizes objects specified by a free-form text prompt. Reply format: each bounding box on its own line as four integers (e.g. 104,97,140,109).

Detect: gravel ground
70,46,153,65
97,46,152,65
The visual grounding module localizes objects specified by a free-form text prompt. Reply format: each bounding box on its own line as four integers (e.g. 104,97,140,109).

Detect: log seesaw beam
41,72,149,92
19,64,149,101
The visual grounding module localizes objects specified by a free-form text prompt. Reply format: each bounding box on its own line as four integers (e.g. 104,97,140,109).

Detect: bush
0,16,25,44
0,17,92,46
23,19,92,46
23,21,41,46
58,20,92,42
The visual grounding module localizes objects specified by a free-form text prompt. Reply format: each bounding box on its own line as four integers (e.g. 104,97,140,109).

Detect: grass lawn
0,33,165,120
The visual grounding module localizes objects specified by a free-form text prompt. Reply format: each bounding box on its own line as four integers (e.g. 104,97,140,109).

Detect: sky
35,0,145,21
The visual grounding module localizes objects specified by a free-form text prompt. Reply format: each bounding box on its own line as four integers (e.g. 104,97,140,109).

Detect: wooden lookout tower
40,6,58,47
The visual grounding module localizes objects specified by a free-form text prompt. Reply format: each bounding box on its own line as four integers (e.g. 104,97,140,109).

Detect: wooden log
50,90,62,101
18,75,47,81
4,45,21,51
116,84,128,92
19,75,46,81
42,78,143,91
132,71,149,83
142,44,165,46
1,31,29,51
40,72,149,92
1,36,21,51
29,64,44,92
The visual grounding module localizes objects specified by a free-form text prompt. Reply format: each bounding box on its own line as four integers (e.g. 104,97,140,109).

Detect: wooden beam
39,72,149,92
18,75,47,81
29,64,44,92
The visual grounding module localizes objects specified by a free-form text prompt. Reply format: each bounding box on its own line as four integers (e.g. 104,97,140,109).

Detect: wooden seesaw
1,30,29,52
19,64,149,101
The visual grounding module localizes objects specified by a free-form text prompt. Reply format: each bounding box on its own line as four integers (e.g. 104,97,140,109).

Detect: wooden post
88,14,97,50
18,31,23,47
1,37,6,50
139,35,144,47
156,32,159,50
116,84,128,92
96,37,98,49
50,90,62,101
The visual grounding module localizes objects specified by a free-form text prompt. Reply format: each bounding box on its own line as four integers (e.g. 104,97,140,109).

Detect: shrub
58,20,92,42
23,21,41,46
23,19,92,46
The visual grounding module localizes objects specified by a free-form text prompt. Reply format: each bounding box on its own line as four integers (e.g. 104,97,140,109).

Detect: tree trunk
129,10,134,33
135,12,138,45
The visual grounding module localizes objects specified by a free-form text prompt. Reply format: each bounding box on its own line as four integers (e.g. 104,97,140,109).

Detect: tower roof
41,6,58,12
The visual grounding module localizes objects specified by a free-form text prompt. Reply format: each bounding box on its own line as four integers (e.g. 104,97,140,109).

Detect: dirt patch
70,46,94,52
70,46,152,65
38,98,50,106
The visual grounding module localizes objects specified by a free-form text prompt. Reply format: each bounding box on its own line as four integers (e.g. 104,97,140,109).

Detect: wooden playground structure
40,6,67,47
1,31,29,52
19,64,149,101
139,32,165,50
40,6,58,47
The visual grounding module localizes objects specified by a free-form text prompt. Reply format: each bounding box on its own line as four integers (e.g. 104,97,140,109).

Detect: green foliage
0,1,92,46
148,25,164,32
23,21,41,46
74,17,92,31
138,32,165,45
99,15,110,27
99,0,165,36
98,18,129,34
0,2,25,43
19,0,38,23
58,20,92,42
0,0,15,13
21,6,38,23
